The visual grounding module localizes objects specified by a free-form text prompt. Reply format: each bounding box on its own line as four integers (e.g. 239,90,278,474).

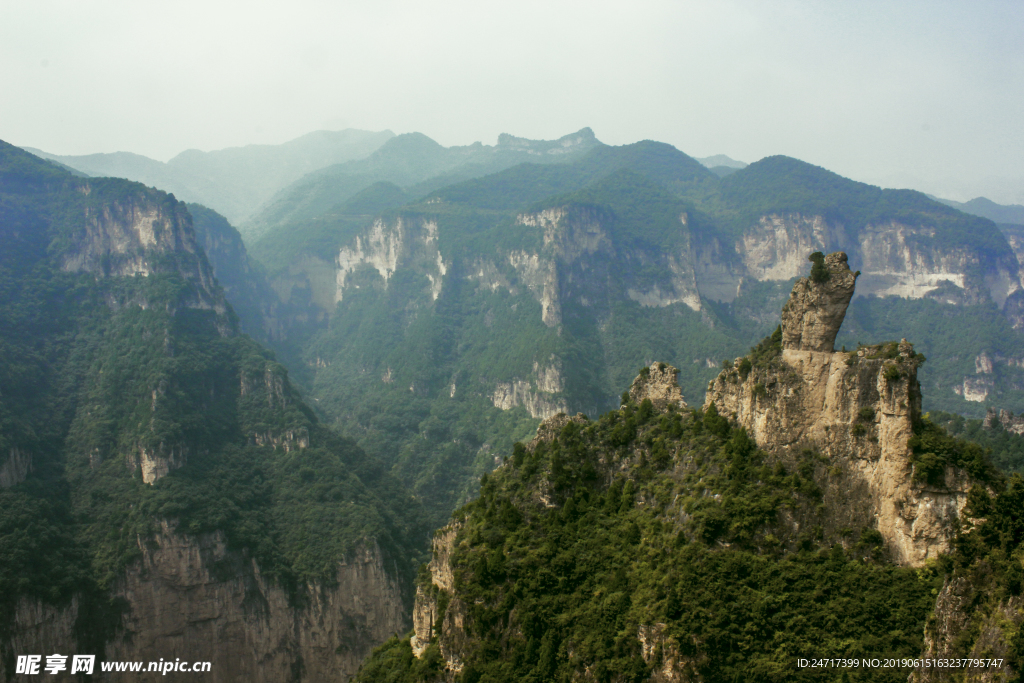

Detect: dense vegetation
0,142,424,650
836,295,1024,417
928,410,1024,474
355,385,953,683
941,472,1024,670
237,136,1023,534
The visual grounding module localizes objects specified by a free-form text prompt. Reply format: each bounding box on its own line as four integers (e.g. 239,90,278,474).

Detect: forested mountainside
221,133,1024,531
23,128,395,225
0,140,424,681
241,128,602,241
936,196,1024,226
354,254,1024,683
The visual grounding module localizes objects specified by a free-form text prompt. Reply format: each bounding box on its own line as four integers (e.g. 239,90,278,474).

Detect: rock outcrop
984,406,1024,435
705,252,972,566
0,447,32,488
910,576,1023,682
628,362,688,409
61,190,228,317
410,522,467,671
779,252,857,352
0,525,407,683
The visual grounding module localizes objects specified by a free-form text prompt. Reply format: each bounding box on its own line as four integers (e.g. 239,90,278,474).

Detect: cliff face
724,213,1020,309
705,252,971,566
0,141,421,683
60,186,228,317
188,203,283,343
275,202,1023,423
1,527,406,682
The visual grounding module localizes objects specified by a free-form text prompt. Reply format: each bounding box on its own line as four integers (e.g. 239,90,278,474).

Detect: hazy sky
2,0,1022,203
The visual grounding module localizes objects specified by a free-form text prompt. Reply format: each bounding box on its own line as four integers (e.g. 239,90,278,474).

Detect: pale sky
2,0,1022,203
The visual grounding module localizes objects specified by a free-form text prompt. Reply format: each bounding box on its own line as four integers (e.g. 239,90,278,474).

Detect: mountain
23,128,394,225
240,128,603,242
695,153,748,170
696,153,748,178
234,138,1024,536
353,256,1024,681
935,195,1024,225
0,139,423,680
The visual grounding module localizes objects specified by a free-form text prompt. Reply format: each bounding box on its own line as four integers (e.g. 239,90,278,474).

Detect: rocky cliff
0,140,420,682
379,253,1020,682
59,184,228,318
1,527,406,682
705,252,971,566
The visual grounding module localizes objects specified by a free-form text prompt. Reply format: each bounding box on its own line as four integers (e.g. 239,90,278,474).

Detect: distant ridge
935,195,1024,225
22,128,394,224
241,128,605,241
695,153,748,169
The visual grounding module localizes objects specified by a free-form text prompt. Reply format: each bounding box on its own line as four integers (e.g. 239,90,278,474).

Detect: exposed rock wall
705,252,971,566
0,525,407,683
984,407,1024,435
335,217,447,303
490,361,568,420
637,623,702,683
910,576,1023,682
410,522,465,677
729,213,1020,309
779,252,857,352
60,190,227,315
738,214,842,281
628,363,688,409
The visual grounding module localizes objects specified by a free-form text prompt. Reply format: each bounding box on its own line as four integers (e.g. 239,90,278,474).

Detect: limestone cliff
726,212,1020,310
705,252,971,566
335,216,447,304
409,522,472,683
61,187,228,317
628,362,688,409
0,526,407,682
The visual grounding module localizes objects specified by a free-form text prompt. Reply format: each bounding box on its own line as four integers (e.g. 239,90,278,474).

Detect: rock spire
780,251,857,352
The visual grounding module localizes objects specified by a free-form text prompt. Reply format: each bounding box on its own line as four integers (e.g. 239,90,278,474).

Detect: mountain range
7,125,1024,680
24,128,394,225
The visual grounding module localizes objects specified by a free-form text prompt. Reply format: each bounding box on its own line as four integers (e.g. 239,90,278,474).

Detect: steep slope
187,203,283,343
24,128,394,224
242,128,602,242
353,253,1023,682
246,143,1024,534
0,140,422,680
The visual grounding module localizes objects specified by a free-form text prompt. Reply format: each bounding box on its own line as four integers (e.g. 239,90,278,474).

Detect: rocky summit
708,251,966,565
354,251,1022,682
779,251,858,353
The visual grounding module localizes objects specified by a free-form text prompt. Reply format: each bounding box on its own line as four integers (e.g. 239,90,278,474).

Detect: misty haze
1,2,1023,681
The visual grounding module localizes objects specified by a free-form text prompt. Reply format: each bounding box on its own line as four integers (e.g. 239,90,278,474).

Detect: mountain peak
780,251,858,353
496,127,599,154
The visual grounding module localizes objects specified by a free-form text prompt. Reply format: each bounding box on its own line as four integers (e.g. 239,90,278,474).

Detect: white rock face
508,250,561,326
0,525,407,683
706,260,973,566
954,377,992,403
491,367,568,420
723,213,1020,310
335,217,447,303
739,214,839,281
975,352,994,374
626,252,702,312
856,222,974,299
59,188,226,314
